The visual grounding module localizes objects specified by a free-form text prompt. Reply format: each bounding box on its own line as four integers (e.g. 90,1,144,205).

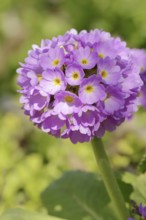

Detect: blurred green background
0,0,146,214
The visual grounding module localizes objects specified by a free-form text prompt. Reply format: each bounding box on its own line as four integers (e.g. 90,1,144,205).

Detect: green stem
91,137,128,220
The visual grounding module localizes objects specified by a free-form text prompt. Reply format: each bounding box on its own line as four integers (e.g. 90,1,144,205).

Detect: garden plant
1,26,146,220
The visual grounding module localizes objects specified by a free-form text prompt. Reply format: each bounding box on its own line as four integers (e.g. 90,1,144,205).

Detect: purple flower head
54,91,82,115
103,87,125,114
65,63,85,86
128,200,146,220
139,203,146,218
42,111,66,133
40,47,65,70
130,49,146,73
75,105,99,127
40,69,66,95
78,29,111,48
69,126,92,144
95,41,116,59
138,85,146,109
97,57,121,85
17,29,144,143
130,48,146,110
17,69,38,88
73,46,97,69
29,88,49,111
121,64,143,95
79,75,106,104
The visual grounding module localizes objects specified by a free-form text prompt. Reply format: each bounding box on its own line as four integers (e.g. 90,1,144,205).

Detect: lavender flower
40,47,65,69
79,75,106,104
65,63,84,86
17,29,144,143
53,91,82,115
97,57,121,85
130,49,146,110
128,200,146,220
40,69,66,95
103,87,124,114
139,203,146,218
73,46,97,69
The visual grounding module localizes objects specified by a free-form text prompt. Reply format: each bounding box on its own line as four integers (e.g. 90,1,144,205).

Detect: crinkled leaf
138,154,146,173
117,178,133,203
41,170,117,220
122,172,137,185
131,174,146,204
0,209,65,220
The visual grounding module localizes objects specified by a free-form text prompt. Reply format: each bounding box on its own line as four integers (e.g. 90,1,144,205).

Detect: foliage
131,174,146,204
41,170,112,220
138,155,146,173
0,0,146,219
0,209,65,220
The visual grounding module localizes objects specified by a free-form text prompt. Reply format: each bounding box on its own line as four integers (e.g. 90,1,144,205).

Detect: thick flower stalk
17,29,145,143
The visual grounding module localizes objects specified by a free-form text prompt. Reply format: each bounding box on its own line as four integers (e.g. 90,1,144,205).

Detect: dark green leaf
138,154,146,173
117,174,133,203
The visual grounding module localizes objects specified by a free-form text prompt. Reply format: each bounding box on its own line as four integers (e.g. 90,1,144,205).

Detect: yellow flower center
140,66,145,72
52,59,60,66
37,74,42,82
101,70,108,78
137,91,142,97
85,85,94,93
65,96,74,103
74,42,78,49
104,93,111,101
98,53,104,58
72,72,79,80
81,59,88,65
54,78,61,85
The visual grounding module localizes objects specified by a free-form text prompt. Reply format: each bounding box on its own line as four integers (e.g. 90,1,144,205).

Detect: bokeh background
0,0,146,214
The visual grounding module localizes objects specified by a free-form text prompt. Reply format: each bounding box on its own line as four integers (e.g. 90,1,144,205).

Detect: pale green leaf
41,170,117,220
131,173,146,204
0,209,65,220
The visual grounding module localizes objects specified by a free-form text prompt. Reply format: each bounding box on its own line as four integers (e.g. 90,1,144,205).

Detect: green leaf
117,178,133,203
131,173,146,204
0,209,65,220
138,154,146,173
114,172,133,203
41,170,117,220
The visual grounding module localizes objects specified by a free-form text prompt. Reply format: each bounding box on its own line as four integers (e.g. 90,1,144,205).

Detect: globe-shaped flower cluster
17,29,146,143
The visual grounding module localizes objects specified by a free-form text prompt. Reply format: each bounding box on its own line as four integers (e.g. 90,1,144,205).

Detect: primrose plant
15,29,146,220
